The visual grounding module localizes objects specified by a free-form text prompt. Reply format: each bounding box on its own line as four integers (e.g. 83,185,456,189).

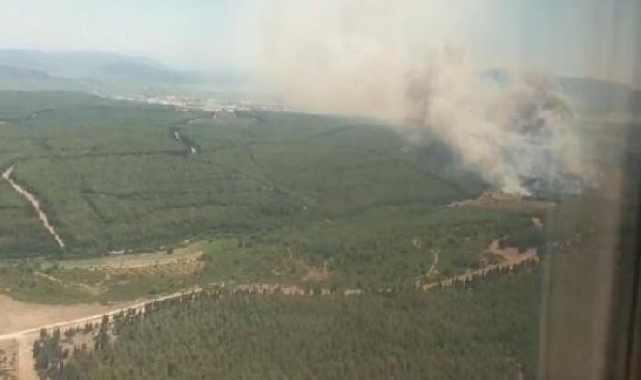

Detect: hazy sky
0,0,639,85
0,0,261,70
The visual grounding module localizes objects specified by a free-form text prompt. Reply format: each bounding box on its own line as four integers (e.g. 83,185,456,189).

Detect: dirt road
0,288,202,380
0,294,120,380
422,240,538,290
2,166,65,248
0,239,538,379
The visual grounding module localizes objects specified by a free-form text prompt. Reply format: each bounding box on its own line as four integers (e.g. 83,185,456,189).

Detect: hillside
0,91,608,380
558,77,640,115
0,90,489,257
0,50,200,92
47,269,541,380
0,50,167,78
0,90,559,310
485,69,640,116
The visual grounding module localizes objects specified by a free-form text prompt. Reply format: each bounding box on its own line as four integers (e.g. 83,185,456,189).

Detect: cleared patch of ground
104,258,204,278
0,294,120,336
447,191,555,211
0,339,17,380
421,240,539,290
58,242,204,270
0,288,202,380
532,217,544,228
488,239,538,265
301,260,330,282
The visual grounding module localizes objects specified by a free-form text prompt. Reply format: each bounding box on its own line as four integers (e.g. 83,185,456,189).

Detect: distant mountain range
0,49,251,93
484,68,640,116
0,49,166,76
0,49,637,116
557,77,640,116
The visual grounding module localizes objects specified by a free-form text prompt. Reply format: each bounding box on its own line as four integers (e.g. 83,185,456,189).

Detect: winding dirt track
2,166,65,248
422,241,538,290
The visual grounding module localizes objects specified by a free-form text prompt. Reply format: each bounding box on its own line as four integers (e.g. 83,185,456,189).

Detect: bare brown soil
421,240,539,290
0,237,540,380
104,258,204,278
0,297,123,380
0,339,18,380
447,191,555,211
2,166,65,248
0,295,117,336
60,246,204,271
301,260,330,282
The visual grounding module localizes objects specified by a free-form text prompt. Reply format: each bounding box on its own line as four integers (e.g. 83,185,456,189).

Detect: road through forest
0,239,539,380
2,166,65,248
0,288,203,380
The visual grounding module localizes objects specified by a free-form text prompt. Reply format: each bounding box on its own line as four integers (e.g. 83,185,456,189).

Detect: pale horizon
0,0,639,87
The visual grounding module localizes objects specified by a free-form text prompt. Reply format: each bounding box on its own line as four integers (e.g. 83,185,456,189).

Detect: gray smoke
260,0,593,195
404,48,588,195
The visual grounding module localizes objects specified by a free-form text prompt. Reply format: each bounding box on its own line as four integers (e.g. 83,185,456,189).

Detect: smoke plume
405,48,586,195
260,0,591,195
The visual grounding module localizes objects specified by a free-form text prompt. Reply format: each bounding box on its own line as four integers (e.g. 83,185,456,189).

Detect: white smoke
405,48,586,195
260,0,592,195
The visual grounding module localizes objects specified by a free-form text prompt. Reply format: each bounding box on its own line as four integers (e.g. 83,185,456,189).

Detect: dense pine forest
0,91,487,257
34,266,540,380
0,9,637,380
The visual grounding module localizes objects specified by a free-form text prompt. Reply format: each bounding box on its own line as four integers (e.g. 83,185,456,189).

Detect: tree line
33,268,541,380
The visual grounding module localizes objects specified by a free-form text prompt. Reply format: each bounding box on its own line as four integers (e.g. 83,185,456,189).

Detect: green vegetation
0,91,554,380
0,90,550,306
0,182,55,256
45,268,540,380
0,91,487,257
0,264,94,304
199,205,543,288
0,202,545,305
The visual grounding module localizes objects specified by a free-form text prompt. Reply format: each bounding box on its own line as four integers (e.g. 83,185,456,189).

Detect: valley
0,0,638,376
0,90,612,380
